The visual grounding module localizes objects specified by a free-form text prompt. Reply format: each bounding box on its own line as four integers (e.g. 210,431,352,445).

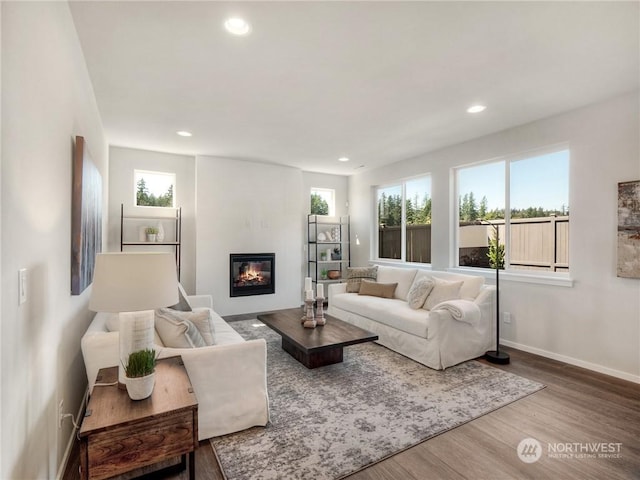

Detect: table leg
189,450,195,480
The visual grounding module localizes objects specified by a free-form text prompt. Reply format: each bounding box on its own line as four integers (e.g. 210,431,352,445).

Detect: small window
376,175,432,263
310,188,335,216
134,170,175,207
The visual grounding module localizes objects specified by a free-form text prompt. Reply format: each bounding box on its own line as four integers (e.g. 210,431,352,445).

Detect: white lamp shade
89,252,179,312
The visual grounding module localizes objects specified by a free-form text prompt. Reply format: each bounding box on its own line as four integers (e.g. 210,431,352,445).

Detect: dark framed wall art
617,180,640,279
71,136,102,295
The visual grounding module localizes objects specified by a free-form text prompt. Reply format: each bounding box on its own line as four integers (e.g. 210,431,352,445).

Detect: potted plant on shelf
145,227,158,242
331,247,341,260
320,268,328,280
123,348,156,400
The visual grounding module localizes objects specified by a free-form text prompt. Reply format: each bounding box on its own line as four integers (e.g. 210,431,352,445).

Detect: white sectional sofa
327,265,495,370
81,294,269,440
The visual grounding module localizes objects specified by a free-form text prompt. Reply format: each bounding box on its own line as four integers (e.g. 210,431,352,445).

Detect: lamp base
485,349,510,364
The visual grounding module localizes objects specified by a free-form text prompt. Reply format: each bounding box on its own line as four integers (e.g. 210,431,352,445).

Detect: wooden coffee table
257,308,378,368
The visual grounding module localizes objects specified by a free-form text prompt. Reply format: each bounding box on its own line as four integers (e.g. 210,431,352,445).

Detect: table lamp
89,252,179,385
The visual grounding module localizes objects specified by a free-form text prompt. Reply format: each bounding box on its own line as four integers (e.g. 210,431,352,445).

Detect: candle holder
303,298,316,328
315,297,326,326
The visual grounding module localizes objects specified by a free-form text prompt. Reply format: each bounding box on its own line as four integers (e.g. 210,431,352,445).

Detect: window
310,188,335,216
456,149,569,272
376,176,431,263
134,170,175,207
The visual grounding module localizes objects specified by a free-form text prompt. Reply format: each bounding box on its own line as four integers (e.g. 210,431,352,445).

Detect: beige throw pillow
406,276,435,309
423,278,463,311
154,308,207,348
358,280,397,298
346,266,378,293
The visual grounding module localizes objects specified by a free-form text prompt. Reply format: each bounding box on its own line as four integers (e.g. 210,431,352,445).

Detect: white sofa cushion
376,266,417,300
424,278,463,311
415,270,484,301
332,292,430,338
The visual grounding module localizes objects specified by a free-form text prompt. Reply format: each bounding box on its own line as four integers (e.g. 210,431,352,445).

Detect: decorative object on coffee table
303,297,316,329
315,283,326,326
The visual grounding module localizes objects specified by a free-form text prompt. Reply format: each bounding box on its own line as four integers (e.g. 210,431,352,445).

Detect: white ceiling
69,1,639,175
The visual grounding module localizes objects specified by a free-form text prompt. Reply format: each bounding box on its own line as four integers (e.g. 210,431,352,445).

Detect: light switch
19,268,27,305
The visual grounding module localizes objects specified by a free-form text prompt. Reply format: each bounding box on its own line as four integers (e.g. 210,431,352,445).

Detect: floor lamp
482,221,510,365
89,252,179,385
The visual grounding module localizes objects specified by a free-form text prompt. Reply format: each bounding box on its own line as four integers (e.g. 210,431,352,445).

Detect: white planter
146,233,157,242
125,372,155,400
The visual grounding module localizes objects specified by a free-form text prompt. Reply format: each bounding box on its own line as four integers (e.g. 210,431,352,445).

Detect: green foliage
145,226,158,234
136,179,174,207
124,349,156,378
310,193,329,215
379,193,431,227
487,229,505,270
459,191,569,222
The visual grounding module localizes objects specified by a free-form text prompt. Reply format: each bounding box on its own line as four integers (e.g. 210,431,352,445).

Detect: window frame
452,145,571,282
374,174,432,265
134,169,176,208
310,187,335,217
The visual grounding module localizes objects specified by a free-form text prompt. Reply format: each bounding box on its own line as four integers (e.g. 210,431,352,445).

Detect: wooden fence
379,216,569,271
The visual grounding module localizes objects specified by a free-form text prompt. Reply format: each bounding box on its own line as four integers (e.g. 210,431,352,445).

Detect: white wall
1,3,107,478
349,92,640,382
196,156,304,315
108,147,196,293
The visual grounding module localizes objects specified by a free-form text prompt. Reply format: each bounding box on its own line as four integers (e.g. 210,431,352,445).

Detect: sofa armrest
158,339,269,439
81,330,119,391
187,294,213,309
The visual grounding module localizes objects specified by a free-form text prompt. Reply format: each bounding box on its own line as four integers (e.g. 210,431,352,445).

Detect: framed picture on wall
71,136,102,295
617,180,640,279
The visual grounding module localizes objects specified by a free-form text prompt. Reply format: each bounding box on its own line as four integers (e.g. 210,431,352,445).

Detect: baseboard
56,388,89,480
501,339,640,384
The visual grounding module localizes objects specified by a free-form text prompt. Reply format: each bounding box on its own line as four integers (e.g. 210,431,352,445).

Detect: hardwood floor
63,346,640,480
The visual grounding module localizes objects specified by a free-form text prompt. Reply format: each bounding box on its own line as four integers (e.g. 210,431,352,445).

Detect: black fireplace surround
230,253,275,297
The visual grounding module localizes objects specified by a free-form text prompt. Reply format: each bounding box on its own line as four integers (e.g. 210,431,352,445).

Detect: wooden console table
79,356,198,480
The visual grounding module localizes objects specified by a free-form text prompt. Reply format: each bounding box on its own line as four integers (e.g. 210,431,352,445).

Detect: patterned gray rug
211,319,544,480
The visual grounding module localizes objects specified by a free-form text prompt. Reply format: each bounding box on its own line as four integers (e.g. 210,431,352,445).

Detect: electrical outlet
58,400,64,429
503,312,512,324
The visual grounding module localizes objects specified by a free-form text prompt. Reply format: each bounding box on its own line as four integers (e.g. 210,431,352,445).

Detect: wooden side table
79,356,198,480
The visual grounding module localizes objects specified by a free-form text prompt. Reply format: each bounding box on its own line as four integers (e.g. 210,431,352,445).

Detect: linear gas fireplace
230,253,275,297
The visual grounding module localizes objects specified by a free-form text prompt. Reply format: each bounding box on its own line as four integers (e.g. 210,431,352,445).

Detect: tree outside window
134,170,176,208
377,176,431,263
310,188,335,216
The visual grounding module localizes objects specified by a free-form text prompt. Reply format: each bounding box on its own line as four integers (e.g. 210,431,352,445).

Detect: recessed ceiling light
467,105,487,114
224,17,251,36
176,131,192,137
338,157,350,162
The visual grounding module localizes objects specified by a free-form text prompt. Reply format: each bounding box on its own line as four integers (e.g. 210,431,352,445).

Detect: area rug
211,320,544,480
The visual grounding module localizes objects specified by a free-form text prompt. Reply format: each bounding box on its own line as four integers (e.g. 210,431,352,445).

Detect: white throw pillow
189,308,216,346
154,308,207,348
423,278,463,311
406,276,435,309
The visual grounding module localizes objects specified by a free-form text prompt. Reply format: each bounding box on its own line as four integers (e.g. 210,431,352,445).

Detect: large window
456,149,569,272
310,188,335,216
376,176,431,263
134,170,175,207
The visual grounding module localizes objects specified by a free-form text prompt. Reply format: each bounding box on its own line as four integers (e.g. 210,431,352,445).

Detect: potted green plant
320,268,328,280
145,226,159,242
123,348,156,400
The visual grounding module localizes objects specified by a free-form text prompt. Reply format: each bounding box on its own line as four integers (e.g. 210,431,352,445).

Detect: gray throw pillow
346,266,378,293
